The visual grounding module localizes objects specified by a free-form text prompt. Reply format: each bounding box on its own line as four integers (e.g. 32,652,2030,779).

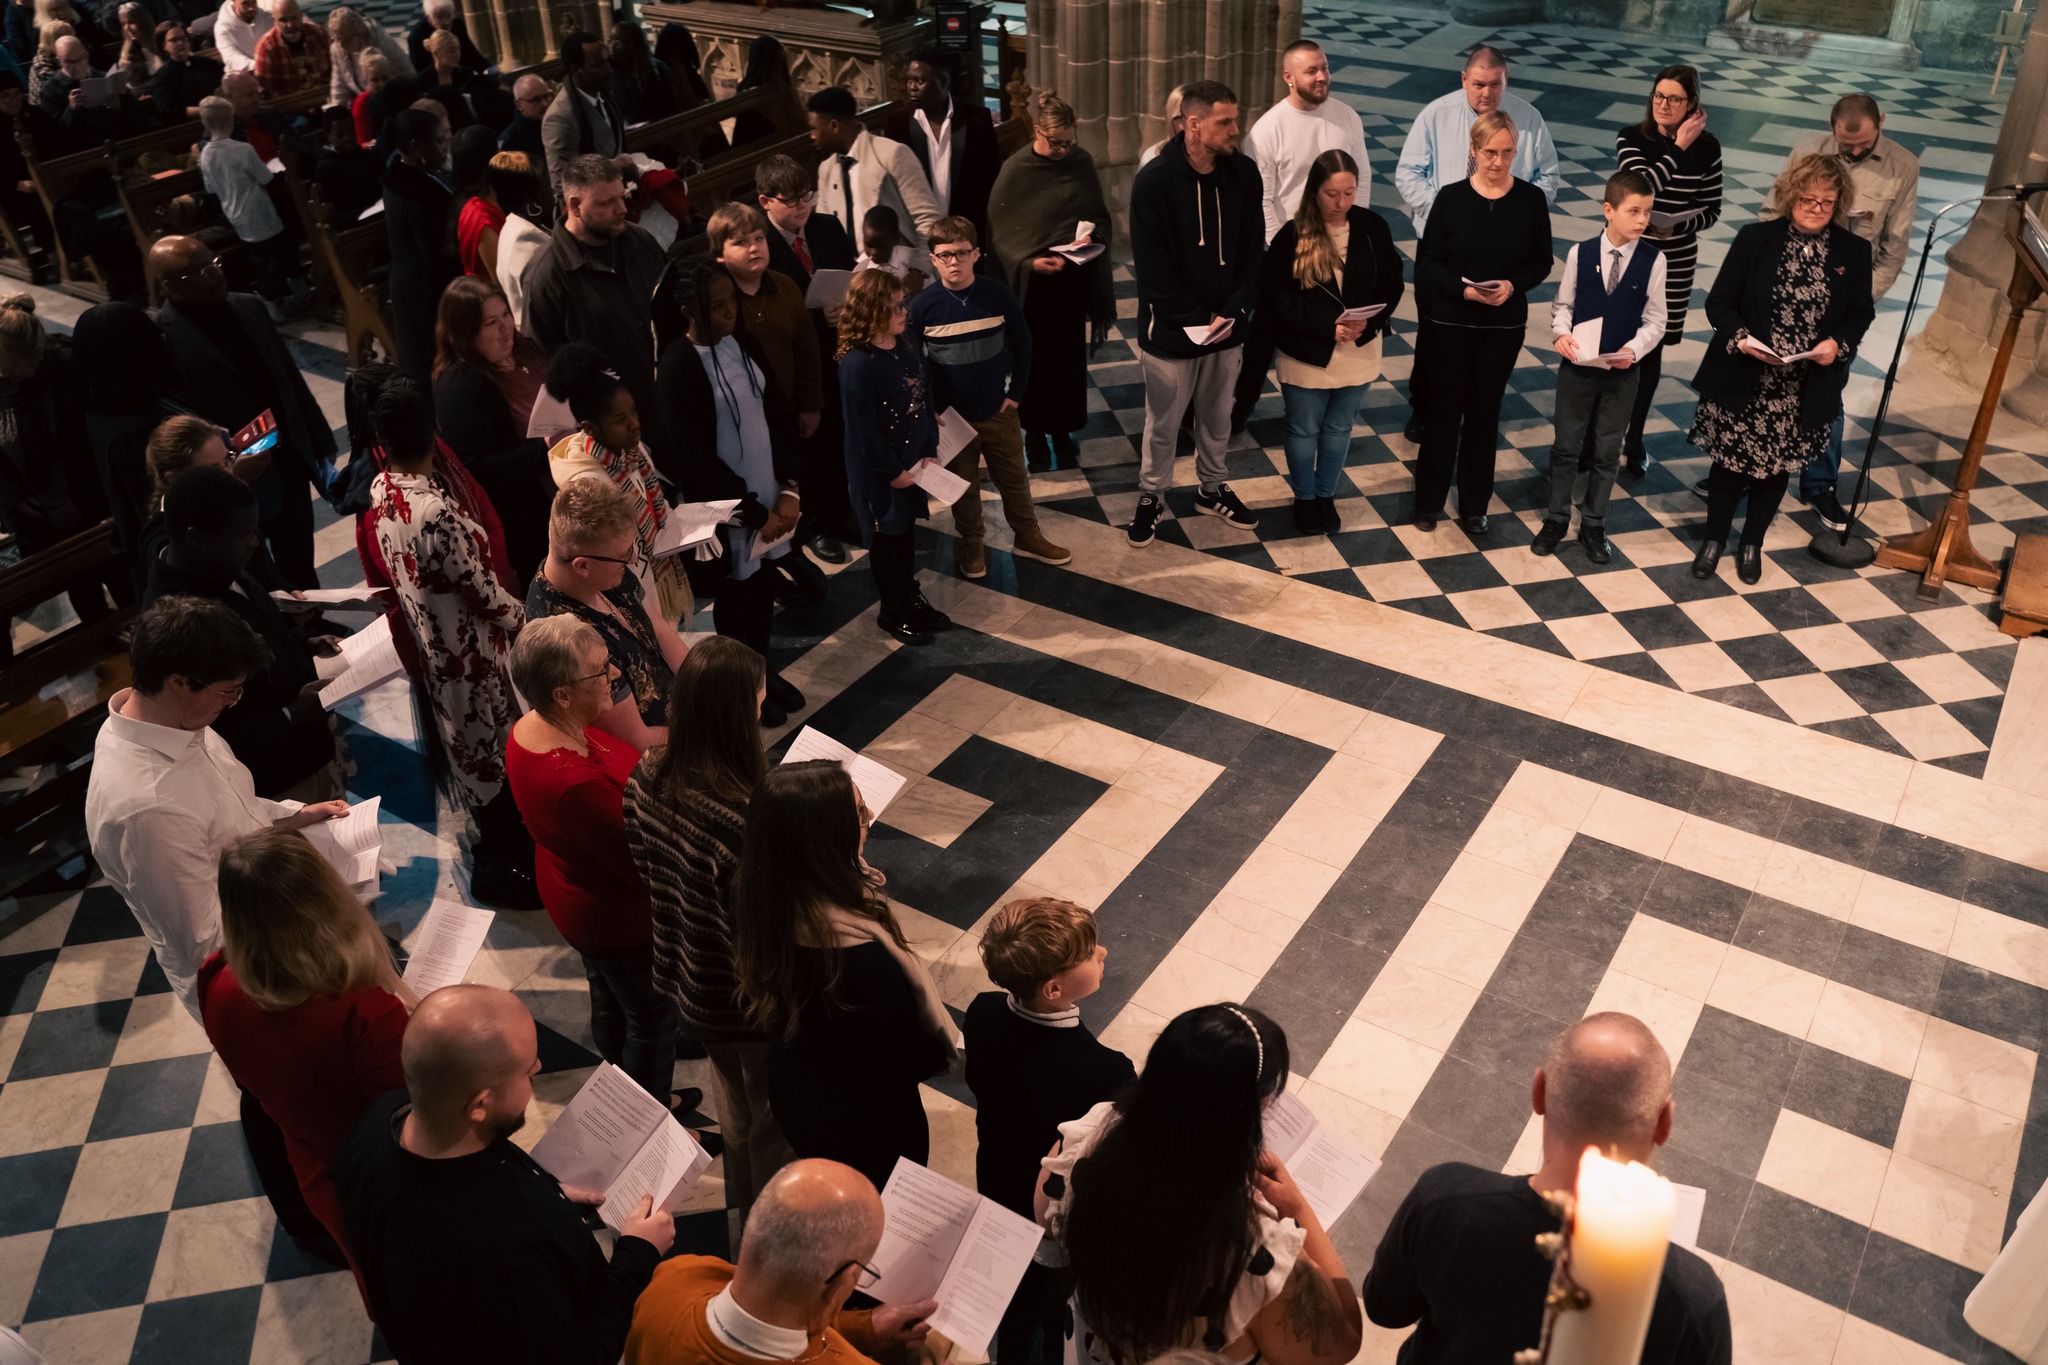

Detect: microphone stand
1811,191,2023,567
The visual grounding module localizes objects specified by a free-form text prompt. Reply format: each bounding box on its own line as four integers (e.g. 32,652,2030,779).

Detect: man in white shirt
806,84,942,260
84,595,346,1020
1246,41,1370,241
212,0,274,74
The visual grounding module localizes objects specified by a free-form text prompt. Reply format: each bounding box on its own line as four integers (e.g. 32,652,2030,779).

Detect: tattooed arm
1248,1154,1364,1365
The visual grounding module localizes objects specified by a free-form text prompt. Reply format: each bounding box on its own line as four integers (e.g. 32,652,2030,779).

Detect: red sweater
196,954,408,1251
504,726,653,952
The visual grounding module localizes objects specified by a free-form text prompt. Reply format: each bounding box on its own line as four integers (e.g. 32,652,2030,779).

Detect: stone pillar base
1704,20,1920,72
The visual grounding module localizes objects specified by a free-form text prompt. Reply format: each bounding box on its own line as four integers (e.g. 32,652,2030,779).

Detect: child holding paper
905,216,1073,582
837,268,951,646
964,898,1134,1365
1537,170,1666,565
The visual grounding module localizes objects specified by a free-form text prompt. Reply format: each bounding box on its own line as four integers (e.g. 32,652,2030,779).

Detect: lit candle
1547,1147,1675,1365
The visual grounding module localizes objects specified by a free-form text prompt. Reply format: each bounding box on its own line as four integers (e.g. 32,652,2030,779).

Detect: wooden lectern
1876,197,2048,599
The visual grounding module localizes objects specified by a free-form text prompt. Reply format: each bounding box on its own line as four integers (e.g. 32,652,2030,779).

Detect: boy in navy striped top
904,216,1074,580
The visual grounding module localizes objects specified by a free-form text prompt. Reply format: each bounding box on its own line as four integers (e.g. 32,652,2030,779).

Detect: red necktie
792,233,812,272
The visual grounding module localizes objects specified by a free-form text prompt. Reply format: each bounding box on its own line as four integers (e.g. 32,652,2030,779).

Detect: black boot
1050,432,1080,467
1024,429,1053,472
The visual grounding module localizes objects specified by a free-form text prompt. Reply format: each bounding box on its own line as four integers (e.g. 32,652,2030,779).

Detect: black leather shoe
471,859,543,910
1737,544,1764,585
1404,413,1425,443
1414,510,1438,532
1024,429,1053,472
1691,540,1723,579
878,614,935,646
1530,519,1567,556
1316,497,1341,533
760,697,787,728
809,534,848,565
1577,526,1612,565
1051,432,1081,467
1621,452,1647,480
1293,499,1319,533
765,673,805,713
671,1087,704,1114
1463,514,1490,536
691,1128,726,1159
907,591,952,630
771,549,828,603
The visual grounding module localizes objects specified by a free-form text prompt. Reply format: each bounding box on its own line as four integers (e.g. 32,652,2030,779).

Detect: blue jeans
580,942,680,1101
1800,410,1847,502
1281,382,1366,499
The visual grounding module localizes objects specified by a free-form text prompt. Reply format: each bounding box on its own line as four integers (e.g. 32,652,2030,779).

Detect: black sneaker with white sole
1807,488,1852,532
1195,483,1257,529
1127,494,1163,547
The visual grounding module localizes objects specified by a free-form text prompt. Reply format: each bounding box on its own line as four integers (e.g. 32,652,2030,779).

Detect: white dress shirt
83,692,299,1019
213,0,274,73
1551,232,1670,362
913,101,954,212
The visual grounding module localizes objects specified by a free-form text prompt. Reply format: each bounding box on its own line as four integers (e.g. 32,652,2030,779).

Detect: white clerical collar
1007,994,1080,1028
706,1286,812,1359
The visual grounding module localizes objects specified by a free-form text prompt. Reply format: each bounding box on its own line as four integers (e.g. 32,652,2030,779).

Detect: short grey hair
742,1175,881,1283
510,614,602,716
1543,1012,1671,1148
423,0,454,19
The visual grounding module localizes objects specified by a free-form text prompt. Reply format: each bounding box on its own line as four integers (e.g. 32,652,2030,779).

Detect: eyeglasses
765,191,817,206
161,260,223,283
575,550,639,568
572,662,616,685
1650,92,1690,106
1796,196,1838,212
931,248,976,263
1040,135,1076,152
200,680,246,706
830,1259,881,1289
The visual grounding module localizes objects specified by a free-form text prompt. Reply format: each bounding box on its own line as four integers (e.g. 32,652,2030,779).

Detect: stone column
1913,10,2048,418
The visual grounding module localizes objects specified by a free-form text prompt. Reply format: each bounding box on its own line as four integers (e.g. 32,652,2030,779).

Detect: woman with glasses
1036,1004,1362,1365
987,90,1113,471
734,760,956,1192
526,473,688,749
507,613,689,1106
1411,110,1553,536
544,341,693,626
1615,65,1722,477
1688,154,1872,584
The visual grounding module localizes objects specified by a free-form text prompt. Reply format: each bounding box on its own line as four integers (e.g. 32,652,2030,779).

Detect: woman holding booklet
1036,1004,1363,1365
1614,65,1723,478
1260,149,1404,535
734,761,957,1192
1688,154,1873,584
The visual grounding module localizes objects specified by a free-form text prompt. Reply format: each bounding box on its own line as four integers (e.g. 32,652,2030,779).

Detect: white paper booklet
1183,317,1235,347
1647,207,1707,234
1461,277,1507,290
1264,1090,1380,1229
651,499,741,558
1566,319,1629,368
401,899,495,996
1670,1182,1705,1250
272,586,389,611
319,616,406,709
1741,337,1822,365
937,407,979,461
804,268,853,311
529,1062,714,1232
912,459,972,504
1053,221,1104,263
747,523,797,563
525,388,577,444
781,725,908,815
1336,304,1386,325
301,797,382,888
868,1159,1041,1359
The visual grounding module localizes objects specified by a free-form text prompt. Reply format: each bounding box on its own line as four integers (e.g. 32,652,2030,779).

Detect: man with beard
334,986,676,1363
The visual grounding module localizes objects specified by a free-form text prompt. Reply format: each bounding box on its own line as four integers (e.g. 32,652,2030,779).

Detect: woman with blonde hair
1687,153,1872,584
838,267,948,645
29,18,74,103
197,826,411,1266
111,2,161,80
328,3,411,109
1261,148,1403,533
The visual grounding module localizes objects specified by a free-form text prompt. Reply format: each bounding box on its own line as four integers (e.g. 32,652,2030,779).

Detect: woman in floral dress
1688,154,1874,585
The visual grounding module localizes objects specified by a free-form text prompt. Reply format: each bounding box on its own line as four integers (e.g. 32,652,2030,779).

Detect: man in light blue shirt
1393,46,1560,442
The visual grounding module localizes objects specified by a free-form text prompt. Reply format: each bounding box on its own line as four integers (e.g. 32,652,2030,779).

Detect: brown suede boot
1011,528,1072,566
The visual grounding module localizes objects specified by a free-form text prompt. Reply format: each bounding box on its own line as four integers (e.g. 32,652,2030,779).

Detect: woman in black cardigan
653,260,807,726
1688,154,1873,585
1262,149,1403,534
431,276,555,591
1412,111,1554,536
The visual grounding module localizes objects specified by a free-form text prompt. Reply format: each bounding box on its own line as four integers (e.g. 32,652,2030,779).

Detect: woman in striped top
1615,64,1722,476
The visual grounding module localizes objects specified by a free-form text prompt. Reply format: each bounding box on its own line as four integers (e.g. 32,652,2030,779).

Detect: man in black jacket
336,985,675,1365
150,234,335,587
883,49,1001,251
1126,79,1265,548
383,107,458,379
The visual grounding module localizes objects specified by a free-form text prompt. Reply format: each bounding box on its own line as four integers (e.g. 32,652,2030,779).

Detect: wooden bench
291,175,397,367
115,160,247,305
624,82,807,168
21,119,205,299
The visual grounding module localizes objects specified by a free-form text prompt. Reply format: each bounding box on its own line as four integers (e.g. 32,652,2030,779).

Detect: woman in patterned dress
1615,64,1722,477
365,378,537,907
1688,155,1874,585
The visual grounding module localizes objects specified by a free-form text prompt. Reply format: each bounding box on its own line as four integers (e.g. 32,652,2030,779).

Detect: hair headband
1224,1005,1264,1079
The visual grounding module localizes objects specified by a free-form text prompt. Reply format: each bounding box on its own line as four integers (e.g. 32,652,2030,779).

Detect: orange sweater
626,1256,883,1365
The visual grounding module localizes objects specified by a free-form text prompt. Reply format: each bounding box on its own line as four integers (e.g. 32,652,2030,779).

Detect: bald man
626,1159,937,1365
1362,1012,1730,1365
334,986,676,1365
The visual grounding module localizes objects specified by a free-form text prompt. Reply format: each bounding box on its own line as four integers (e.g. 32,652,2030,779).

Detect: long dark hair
653,20,711,107
739,34,788,91
1639,64,1698,140
648,635,766,809
1062,1003,1290,1360
733,761,905,1040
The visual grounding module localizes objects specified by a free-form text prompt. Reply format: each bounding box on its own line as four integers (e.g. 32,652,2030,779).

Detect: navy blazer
1261,206,1405,370
1692,217,1875,429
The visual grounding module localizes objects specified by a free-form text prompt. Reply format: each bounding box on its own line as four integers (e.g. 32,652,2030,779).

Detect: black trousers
868,531,917,620
473,785,533,866
1622,343,1666,461
262,455,320,590
712,565,776,660
1415,325,1520,519
1703,462,1791,548
1232,309,1278,413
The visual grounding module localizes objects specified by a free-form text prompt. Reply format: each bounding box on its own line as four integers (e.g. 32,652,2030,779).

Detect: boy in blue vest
1536,170,1668,563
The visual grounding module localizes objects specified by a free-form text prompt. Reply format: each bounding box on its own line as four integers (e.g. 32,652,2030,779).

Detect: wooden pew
290,175,396,367
623,82,807,168
114,159,245,305
20,119,204,300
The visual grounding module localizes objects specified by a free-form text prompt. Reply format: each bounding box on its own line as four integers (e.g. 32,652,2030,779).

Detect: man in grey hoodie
1126,79,1267,547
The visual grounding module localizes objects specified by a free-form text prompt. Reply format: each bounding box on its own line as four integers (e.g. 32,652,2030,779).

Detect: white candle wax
1547,1147,1675,1365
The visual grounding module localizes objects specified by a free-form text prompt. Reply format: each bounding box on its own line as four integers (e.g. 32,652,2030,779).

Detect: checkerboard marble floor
6,3,2047,1363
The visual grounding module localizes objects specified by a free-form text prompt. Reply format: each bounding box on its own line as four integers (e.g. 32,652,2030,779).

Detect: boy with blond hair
964,897,1134,1365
